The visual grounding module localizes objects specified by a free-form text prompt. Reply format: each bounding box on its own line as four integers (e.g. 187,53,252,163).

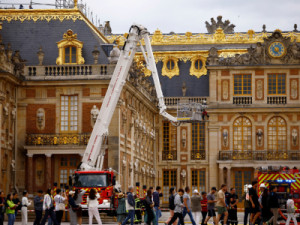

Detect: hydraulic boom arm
81,24,178,171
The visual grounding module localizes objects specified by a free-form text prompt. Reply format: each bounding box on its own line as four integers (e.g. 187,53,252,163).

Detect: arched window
233,117,252,151
268,116,287,151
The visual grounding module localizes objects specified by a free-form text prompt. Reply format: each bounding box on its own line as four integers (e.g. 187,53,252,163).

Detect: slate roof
0,18,113,65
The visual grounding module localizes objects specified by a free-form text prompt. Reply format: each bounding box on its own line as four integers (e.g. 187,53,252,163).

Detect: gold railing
162,150,177,160
191,150,206,160
219,150,300,161
26,133,91,146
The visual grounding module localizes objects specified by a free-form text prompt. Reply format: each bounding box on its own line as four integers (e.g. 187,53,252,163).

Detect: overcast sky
4,0,300,34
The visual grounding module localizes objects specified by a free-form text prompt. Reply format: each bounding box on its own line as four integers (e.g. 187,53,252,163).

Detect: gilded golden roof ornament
63,29,77,39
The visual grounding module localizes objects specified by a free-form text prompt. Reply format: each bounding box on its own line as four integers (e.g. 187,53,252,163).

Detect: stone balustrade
24,64,116,78
219,150,300,161
164,97,208,107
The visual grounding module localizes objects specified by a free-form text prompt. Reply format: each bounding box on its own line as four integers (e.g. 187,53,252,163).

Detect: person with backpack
74,189,86,225
21,190,32,225
0,191,5,225
285,195,297,225
116,193,126,225
121,186,135,225
165,188,177,225
167,188,185,225
54,189,66,225
6,193,17,225
40,188,58,225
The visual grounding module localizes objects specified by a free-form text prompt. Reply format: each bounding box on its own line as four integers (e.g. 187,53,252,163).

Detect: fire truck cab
257,166,300,220
73,170,116,211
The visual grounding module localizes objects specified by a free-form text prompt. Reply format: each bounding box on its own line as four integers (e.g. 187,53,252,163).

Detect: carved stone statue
37,47,44,66
256,80,263,100
12,50,26,75
11,107,16,120
222,129,228,147
205,16,235,34
292,129,298,147
108,45,120,64
0,44,7,65
256,129,263,147
182,82,187,97
36,108,45,130
90,105,99,127
291,80,298,99
103,21,112,35
207,47,219,65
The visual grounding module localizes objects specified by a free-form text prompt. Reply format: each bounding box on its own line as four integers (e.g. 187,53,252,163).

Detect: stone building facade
0,5,299,209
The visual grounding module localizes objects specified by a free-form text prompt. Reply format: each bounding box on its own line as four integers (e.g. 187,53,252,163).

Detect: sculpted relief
291,79,298,99
256,80,263,100
222,80,229,100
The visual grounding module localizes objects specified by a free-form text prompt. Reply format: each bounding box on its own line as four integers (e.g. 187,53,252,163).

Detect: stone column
27,154,33,193
208,126,219,189
227,166,231,188
45,154,52,188
219,166,224,187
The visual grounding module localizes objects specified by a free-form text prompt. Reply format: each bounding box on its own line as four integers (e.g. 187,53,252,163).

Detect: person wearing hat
116,193,126,225
191,189,202,225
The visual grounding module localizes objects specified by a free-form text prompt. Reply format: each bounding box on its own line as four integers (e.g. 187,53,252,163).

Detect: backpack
287,200,295,213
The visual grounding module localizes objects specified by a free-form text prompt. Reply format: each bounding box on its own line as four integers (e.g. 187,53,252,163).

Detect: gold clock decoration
268,41,286,58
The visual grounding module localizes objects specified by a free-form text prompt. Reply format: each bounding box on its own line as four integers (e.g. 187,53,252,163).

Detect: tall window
191,169,205,193
233,117,252,151
234,170,252,202
64,46,77,64
162,170,177,203
234,74,252,95
60,95,78,132
268,74,286,95
59,156,79,187
268,116,287,151
191,123,205,160
162,122,177,160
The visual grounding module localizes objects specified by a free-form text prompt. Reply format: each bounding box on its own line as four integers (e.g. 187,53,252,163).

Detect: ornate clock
268,41,286,58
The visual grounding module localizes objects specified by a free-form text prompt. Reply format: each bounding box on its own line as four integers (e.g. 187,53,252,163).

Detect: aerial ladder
73,24,207,211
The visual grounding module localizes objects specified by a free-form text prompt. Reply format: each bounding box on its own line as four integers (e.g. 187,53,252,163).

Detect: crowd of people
0,180,298,225
0,188,102,225
118,181,297,225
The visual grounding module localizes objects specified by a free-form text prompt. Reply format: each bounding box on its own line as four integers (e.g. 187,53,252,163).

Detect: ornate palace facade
0,4,299,207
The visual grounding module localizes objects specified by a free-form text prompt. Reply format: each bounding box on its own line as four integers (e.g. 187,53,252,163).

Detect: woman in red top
201,192,208,225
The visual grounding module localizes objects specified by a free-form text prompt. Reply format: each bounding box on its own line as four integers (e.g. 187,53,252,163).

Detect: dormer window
190,56,207,78
56,29,85,65
64,46,77,64
162,56,179,79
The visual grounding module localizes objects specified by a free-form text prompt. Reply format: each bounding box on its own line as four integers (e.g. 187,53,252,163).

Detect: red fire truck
73,170,118,215
257,167,300,220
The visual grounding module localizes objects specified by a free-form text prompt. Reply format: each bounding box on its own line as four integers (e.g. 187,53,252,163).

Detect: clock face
268,41,286,58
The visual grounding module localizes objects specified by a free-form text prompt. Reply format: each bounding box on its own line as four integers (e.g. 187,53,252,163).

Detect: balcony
218,150,300,161
162,150,177,160
191,150,206,160
24,64,116,80
233,96,252,105
267,96,287,104
26,133,91,146
164,97,208,107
